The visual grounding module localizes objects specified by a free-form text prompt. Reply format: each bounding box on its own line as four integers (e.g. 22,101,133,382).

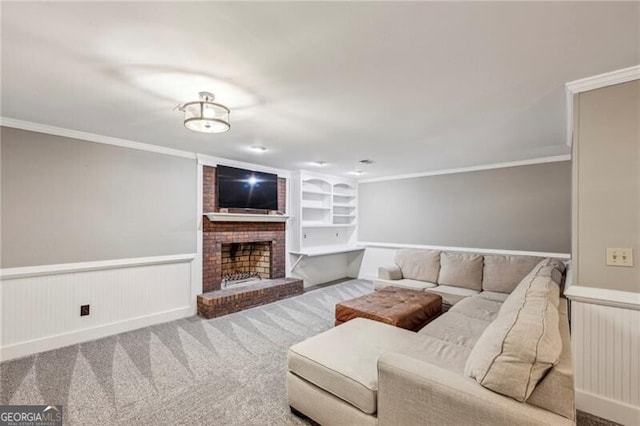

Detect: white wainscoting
566,286,640,426
0,254,196,362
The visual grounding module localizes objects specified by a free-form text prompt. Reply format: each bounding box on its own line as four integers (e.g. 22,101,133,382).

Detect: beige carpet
0,279,618,425
1,279,373,425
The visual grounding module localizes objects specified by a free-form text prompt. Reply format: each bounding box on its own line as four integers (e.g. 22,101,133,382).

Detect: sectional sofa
287,249,574,425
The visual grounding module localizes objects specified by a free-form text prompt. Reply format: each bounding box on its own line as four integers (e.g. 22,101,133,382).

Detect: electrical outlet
606,248,634,267
80,304,90,316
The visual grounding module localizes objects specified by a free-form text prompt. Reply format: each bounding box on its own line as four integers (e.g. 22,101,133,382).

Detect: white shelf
205,212,290,222
290,245,365,257
302,206,331,210
291,171,358,273
301,223,356,228
302,189,332,196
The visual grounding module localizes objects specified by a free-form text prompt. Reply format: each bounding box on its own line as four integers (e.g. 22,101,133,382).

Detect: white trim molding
575,390,639,426
565,64,640,147
565,285,640,311
0,306,193,362
0,117,197,159
569,286,640,425
358,155,571,184
0,253,196,280
1,255,195,361
196,153,292,178
357,241,571,259
205,212,290,222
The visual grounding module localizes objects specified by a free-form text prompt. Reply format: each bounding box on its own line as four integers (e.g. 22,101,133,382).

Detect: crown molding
0,117,197,160
196,153,291,178
565,65,640,95
358,154,571,184
565,64,640,147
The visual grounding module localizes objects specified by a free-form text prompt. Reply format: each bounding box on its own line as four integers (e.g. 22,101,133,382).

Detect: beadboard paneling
1,259,193,361
572,300,640,425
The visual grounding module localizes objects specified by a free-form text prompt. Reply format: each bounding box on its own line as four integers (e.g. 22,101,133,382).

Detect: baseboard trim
0,305,194,362
576,389,640,426
359,272,378,281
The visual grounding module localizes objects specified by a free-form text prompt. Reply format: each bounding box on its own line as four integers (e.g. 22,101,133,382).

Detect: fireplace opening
221,241,272,288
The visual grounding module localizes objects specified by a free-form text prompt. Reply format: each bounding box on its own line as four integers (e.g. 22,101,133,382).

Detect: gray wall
359,161,571,253
574,80,639,293
1,127,197,268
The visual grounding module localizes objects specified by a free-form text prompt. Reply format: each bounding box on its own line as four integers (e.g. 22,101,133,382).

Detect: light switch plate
606,248,634,267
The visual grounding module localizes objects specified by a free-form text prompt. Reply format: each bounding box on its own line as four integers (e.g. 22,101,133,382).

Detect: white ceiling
2,2,638,178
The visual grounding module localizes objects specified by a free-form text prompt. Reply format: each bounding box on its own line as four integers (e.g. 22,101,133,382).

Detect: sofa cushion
448,294,503,322
500,259,562,314
437,252,483,291
526,298,575,420
482,255,544,293
418,311,491,349
374,278,437,292
401,333,472,375
288,318,417,414
394,249,441,282
464,261,562,402
425,285,479,307
478,291,510,303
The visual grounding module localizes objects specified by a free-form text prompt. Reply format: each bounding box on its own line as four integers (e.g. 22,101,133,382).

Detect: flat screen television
217,165,278,211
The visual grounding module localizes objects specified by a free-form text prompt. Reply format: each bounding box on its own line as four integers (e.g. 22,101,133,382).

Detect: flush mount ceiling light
178,92,230,133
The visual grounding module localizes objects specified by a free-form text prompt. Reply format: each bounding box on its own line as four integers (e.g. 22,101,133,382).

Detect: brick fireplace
203,221,286,293
198,165,302,319
201,165,288,293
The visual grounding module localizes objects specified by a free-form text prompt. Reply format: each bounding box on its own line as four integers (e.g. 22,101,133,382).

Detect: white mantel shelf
204,212,290,222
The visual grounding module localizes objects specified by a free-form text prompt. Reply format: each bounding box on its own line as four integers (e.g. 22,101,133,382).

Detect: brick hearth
197,277,303,319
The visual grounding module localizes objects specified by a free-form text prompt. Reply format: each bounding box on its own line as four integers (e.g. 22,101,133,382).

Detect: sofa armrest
378,264,402,280
377,352,575,426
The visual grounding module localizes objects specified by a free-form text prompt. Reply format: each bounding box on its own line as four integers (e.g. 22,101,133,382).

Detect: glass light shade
180,93,230,133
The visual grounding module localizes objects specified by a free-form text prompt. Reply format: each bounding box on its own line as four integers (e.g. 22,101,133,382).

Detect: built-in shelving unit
290,171,362,275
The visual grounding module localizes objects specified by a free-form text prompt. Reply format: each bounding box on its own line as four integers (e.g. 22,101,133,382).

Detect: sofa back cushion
482,255,544,293
526,298,575,420
437,252,483,291
499,259,564,314
394,249,440,282
464,259,562,402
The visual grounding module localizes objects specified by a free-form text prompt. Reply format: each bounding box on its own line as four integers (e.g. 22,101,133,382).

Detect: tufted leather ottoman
335,286,442,331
